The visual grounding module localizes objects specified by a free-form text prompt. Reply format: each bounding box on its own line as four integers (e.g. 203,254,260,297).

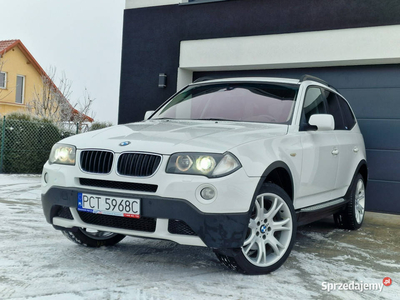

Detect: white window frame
0,71,6,89
15,75,25,104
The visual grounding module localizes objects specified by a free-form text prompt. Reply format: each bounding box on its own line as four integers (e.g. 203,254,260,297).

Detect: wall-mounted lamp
158,73,167,88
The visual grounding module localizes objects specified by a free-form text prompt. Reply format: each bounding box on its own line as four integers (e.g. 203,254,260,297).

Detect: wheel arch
344,159,368,198
356,160,368,188
253,161,294,202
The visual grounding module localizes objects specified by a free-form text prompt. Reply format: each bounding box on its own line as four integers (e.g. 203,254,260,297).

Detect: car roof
190,76,341,93
190,77,300,85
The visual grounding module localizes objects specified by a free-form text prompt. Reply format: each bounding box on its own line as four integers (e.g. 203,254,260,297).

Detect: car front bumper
41,154,261,249
42,186,251,249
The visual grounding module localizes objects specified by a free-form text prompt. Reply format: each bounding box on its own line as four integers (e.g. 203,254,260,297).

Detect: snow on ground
0,174,398,300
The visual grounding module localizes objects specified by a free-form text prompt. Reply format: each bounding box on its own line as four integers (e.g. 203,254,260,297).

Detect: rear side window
337,95,356,130
323,88,356,130
324,89,345,130
301,87,356,131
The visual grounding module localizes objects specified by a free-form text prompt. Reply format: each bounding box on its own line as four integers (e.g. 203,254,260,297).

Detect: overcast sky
1,0,125,124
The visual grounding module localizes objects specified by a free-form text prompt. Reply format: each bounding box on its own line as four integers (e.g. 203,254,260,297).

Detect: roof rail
193,76,215,83
299,74,338,92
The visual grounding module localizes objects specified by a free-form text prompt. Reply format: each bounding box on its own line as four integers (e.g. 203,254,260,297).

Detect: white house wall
178,24,400,89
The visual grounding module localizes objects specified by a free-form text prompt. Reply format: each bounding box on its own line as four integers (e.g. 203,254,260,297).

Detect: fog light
44,172,48,183
200,187,216,200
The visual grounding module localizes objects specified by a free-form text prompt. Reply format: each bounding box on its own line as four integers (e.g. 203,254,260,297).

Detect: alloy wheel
242,193,293,267
355,179,365,224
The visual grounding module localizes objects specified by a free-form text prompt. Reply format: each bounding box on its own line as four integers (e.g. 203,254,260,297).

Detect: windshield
151,82,299,124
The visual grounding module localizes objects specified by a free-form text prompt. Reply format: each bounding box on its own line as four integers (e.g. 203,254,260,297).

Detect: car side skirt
296,198,349,226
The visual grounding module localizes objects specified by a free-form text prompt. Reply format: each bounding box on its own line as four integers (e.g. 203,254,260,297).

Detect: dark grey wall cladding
367,181,400,214
367,150,400,181
193,64,400,90
120,0,400,124
358,120,400,150
340,89,400,119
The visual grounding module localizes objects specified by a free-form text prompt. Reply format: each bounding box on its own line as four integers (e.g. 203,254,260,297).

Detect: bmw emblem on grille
119,141,131,146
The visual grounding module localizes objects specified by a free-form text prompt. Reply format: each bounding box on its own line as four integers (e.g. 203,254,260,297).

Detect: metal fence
0,116,81,174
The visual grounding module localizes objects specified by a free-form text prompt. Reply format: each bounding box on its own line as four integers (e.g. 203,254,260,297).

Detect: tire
334,173,366,230
62,228,126,247
215,183,297,275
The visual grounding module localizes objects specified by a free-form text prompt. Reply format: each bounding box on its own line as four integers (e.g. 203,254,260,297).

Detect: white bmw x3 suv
42,75,367,274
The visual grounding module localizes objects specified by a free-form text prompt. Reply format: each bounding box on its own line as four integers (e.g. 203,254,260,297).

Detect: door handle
332,148,339,155
353,147,359,153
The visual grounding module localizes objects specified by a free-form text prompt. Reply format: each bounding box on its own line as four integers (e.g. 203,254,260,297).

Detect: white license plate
77,193,140,219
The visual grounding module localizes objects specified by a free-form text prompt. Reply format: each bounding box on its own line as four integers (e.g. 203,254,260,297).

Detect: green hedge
0,115,71,174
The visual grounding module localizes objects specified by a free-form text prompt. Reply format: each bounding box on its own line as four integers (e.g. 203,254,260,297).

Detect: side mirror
309,114,335,131
144,110,155,120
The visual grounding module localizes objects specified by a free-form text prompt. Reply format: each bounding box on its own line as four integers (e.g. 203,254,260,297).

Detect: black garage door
194,64,400,214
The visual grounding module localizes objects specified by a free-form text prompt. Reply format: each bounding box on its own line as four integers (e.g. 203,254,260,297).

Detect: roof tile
0,39,20,55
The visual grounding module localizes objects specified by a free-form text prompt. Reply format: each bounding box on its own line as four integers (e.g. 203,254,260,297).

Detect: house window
0,72,6,89
15,75,25,104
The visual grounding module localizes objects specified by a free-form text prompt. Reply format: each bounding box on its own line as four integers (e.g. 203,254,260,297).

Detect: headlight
196,156,216,173
166,152,241,178
176,155,193,172
49,144,76,165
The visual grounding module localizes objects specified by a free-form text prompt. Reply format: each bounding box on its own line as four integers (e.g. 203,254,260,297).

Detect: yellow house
0,39,93,121
0,39,44,116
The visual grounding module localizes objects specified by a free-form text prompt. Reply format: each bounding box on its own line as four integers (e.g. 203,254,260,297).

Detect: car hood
63,120,288,154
